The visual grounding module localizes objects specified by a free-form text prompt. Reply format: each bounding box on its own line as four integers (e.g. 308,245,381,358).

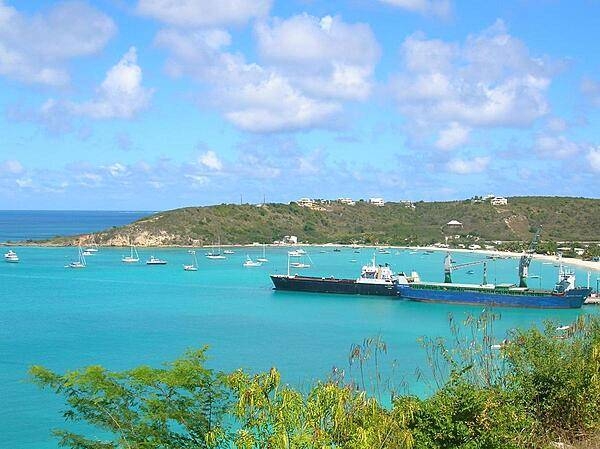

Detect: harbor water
1,242,599,448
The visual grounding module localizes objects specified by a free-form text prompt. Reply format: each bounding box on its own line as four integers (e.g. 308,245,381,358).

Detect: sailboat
289,250,312,268
84,234,99,254
66,245,86,268
243,255,262,267
205,238,226,259
256,244,268,263
184,250,198,271
122,245,139,263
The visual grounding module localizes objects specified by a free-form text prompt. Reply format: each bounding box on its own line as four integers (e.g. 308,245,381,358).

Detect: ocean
0,210,152,243
1,213,598,448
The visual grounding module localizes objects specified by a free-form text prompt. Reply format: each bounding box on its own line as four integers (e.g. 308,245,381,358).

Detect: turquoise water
1,246,598,448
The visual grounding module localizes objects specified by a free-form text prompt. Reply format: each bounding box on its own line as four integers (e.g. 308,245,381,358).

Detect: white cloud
534,135,581,159
581,77,600,107
378,0,452,18
67,47,153,119
255,14,380,100
391,21,551,145
447,156,490,174
137,0,271,27
16,177,33,188
198,150,223,170
223,73,341,133
107,162,128,177
435,122,470,150
155,14,378,132
1,159,24,174
586,147,600,172
0,1,116,86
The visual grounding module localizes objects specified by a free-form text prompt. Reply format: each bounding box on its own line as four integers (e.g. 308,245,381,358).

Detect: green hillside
48,196,600,249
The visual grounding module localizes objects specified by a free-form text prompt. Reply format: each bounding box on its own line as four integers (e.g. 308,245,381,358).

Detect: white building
338,198,356,206
369,197,385,206
296,198,313,207
490,196,508,206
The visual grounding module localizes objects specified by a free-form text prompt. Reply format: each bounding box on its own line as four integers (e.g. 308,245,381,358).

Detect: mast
518,226,542,288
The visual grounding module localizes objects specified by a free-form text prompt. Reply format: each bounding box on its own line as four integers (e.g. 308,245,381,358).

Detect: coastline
4,240,600,272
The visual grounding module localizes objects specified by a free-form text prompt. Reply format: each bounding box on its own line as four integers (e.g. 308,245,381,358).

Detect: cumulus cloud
68,47,154,119
378,0,451,18
581,77,600,107
588,147,600,172
434,122,470,150
0,0,116,86
534,134,582,159
0,159,24,174
446,156,490,174
198,150,223,170
137,0,271,27
391,20,551,147
155,13,379,132
255,14,380,101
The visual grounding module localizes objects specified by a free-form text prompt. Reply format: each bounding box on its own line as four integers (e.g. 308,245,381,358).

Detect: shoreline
4,241,600,272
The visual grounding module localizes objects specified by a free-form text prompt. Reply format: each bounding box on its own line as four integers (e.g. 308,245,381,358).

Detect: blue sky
1,0,599,210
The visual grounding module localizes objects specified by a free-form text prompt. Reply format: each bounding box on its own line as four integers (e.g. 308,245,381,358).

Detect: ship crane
518,226,542,288
444,253,488,284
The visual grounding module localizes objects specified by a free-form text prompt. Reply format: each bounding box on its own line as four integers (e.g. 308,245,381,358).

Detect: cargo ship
395,252,591,309
270,256,398,296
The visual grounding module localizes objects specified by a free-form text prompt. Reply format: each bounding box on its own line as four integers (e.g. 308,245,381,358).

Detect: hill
45,197,600,250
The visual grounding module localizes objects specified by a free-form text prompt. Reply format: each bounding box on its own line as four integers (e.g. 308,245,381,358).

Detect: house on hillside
446,220,463,228
369,197,385,206
490,196,508,206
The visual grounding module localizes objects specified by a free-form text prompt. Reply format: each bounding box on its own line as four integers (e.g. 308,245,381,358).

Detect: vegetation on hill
47,197,600,249
31,312,600,448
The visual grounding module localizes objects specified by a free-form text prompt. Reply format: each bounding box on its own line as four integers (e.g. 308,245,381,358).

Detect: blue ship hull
397,284,591,309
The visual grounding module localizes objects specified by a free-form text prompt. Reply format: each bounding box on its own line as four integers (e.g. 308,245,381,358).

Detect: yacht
66,246,86,268
184,250,198,271
4,249,19,263
256,244,268,263
122,245,140,263
243,255,262,267
146,255,167,265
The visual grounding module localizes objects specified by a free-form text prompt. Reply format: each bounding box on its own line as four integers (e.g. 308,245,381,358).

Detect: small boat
223,249,235,255
146,255,167,265
290,262,310,268
288,248,306,257
82,250,93,256
84,235,99,254
243,255,262,267
206,238,226,259
333,248,341,252
66,246,86,268
122,245,140,263
256,244,268,263
4,249,19,263
184,250,198,271
377,247,391,254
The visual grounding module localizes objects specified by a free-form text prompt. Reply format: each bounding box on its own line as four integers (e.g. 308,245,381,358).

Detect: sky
1,0,599,210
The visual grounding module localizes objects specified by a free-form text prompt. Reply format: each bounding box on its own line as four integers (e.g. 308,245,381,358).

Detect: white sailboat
184,250,198,271
84,234,99,254
122,245,140,263
206,238,226,259
256,244,268,263
66,245,86,268
243,255,262,267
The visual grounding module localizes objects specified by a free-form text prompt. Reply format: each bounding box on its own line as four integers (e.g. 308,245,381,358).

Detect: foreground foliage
31,314,600,448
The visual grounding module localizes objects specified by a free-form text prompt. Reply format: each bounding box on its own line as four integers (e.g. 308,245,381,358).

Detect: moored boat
270,255,398,296
4,249,19,263
146,255,167,265
395,253,591,309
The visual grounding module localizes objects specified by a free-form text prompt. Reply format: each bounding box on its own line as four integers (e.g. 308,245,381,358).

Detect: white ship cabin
358,261,395,284
369,197,385,206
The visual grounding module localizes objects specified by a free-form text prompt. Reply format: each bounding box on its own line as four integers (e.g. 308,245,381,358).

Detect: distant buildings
338,198,356,206
490,196,508,206
368,197,385,206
